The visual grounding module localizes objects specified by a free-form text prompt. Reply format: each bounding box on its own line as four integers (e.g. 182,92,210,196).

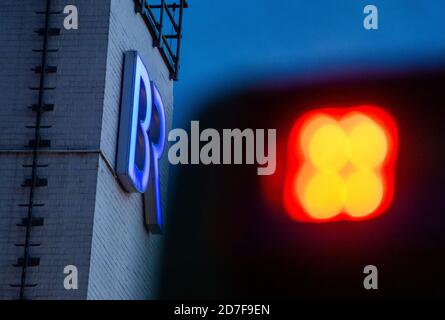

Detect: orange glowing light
283,105,398,223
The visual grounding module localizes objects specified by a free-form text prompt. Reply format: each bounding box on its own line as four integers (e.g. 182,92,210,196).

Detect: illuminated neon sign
116,51,166,233
283,105,398,223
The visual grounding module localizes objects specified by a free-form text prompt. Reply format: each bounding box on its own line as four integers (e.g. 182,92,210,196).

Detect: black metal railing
10,0,59,300
135,0,188,81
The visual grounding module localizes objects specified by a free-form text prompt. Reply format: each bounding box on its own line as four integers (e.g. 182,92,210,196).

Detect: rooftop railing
135,0,188,81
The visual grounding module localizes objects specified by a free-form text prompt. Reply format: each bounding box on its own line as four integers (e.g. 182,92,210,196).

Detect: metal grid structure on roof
135,0,188,81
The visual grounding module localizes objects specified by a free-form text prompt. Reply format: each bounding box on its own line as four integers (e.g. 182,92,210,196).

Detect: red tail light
283,105,398,223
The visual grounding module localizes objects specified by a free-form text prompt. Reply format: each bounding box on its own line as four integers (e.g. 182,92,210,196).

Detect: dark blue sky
174,0,445,125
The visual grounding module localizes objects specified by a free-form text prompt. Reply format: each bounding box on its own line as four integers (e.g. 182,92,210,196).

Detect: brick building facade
0,0,174,299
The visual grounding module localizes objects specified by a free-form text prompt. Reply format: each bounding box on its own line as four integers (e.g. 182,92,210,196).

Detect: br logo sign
116,51,166,234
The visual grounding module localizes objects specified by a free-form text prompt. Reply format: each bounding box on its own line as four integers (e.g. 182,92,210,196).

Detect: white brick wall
0,0,172,300
87,0,173,300
0,152,99,300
